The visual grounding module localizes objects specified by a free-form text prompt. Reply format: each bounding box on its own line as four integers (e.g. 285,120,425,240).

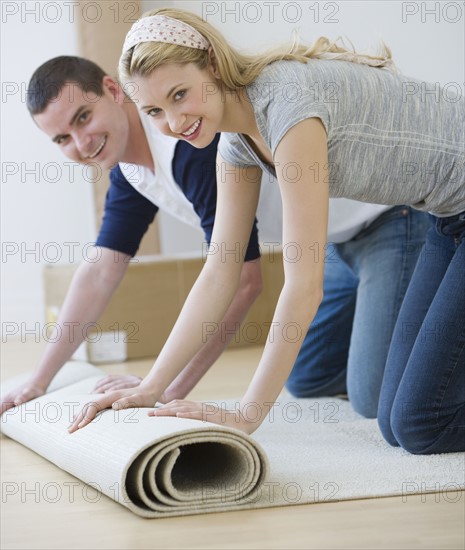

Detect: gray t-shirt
218,59,464,217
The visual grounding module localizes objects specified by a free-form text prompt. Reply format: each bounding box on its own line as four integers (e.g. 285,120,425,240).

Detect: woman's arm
139,161,263,395
151,118,329,433
68,161,262,431
161,258,262,401
240,118,329,429
69,118,328,434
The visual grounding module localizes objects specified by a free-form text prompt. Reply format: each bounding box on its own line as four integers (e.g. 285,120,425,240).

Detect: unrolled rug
1,362,464,517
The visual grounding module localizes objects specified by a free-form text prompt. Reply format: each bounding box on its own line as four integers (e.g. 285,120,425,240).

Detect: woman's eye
56,136,68,145
174,90,186,101
146,108,161,117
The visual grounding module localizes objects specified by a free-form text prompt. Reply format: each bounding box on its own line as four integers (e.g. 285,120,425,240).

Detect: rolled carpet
0,363,268,518
3,362,464,518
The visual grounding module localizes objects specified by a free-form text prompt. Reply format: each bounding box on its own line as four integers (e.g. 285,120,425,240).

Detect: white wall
2,1,464,335
168,0,464,84
1,2,96,334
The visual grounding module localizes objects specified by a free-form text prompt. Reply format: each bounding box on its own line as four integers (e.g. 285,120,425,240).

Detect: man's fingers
0,401,16,415
91,377,112,392
91,376,141,394
16,389,34,403
91,384,111,394
104,383,137,393
1,392,32,414
92,383,123,393
104,384,134,392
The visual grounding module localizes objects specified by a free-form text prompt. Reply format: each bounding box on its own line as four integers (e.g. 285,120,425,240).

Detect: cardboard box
43,251,284,362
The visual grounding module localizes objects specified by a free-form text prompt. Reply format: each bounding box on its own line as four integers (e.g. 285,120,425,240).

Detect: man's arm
1,164,157,413
0,249,129,413
94,257,262,400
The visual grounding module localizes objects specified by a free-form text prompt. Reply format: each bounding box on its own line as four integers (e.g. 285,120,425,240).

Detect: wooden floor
1,339,464,550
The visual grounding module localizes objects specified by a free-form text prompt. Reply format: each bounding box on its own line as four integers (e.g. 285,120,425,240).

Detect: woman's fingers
68,392,125,433
148,400,206,418
145,398,250,433
112,391,155,410
148,406,194,416
68,402,100,433
145,401,248,431
68,390,157,433
175,411,203,420
112,397,138,410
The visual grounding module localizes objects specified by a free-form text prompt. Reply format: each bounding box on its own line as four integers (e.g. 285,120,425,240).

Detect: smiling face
33,77,130,170
130,62,224,148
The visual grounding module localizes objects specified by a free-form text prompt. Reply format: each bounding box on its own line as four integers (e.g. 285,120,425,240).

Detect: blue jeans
378,211,465,454
286,206,431,418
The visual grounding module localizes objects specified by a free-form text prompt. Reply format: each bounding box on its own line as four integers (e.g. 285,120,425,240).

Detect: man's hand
0,380,47,415
91,374,142,394
148,400,257,434
68,387,159,433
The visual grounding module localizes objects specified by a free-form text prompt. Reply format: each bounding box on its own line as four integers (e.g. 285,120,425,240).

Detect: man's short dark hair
27,56,107,115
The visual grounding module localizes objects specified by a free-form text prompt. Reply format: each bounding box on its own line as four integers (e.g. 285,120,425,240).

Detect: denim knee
285,378,328,398
390,415,437,455
387,406,459,455
285,381,319,398
351,396,378,419
285,368,347,398
377,412,400,448
377,402,438,453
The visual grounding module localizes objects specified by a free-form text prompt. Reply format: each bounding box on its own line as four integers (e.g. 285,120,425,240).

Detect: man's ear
207,47,221,79
102,75,124,103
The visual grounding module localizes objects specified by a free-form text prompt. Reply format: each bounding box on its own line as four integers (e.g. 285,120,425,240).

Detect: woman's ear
208,47,221,79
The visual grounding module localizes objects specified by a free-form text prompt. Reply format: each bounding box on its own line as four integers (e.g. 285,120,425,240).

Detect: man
1,56,429,418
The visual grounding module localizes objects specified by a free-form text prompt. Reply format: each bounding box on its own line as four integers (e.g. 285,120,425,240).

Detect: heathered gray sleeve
218,132,257,167
246,60,465,216
249,60,331,155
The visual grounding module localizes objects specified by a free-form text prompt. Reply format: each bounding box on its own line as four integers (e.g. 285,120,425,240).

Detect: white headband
122,14,210,54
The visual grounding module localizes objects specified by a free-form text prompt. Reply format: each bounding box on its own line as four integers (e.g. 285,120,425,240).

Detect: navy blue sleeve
95,164,158,257
172,134,260,262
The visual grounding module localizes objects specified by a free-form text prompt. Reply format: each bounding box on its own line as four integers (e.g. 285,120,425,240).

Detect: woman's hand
148,400,257,434
91,374,142,394
68,387,158,433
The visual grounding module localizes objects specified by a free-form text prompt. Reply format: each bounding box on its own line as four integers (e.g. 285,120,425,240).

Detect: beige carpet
2,362,464,517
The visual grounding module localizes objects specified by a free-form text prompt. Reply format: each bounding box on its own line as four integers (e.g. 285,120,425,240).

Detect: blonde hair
119,7,395,89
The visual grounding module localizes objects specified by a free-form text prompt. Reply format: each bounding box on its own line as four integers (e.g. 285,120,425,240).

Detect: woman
69,9,464,454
